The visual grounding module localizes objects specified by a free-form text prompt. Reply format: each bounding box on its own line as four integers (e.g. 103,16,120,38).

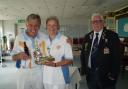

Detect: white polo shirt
11,30,47,68
43,32,73,84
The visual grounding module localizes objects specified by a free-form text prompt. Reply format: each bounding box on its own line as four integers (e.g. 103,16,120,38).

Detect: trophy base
35,60,42,65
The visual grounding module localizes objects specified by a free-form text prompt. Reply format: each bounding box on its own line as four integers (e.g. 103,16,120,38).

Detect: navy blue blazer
80,29,120,87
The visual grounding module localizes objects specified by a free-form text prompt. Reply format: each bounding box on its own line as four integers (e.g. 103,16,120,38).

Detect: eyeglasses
92,20,103,24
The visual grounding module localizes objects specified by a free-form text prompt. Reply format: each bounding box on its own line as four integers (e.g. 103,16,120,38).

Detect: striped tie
91,33,99,69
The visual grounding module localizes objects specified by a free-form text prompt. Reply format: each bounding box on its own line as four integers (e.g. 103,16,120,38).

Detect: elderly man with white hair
80,13,120,89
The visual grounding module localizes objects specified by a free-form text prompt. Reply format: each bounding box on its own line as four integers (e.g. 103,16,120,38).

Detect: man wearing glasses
80,13,120,89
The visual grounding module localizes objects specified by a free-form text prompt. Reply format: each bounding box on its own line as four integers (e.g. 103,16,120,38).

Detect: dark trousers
86,69,116,89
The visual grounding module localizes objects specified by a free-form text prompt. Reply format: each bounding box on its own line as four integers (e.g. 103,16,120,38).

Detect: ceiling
0,0,128,20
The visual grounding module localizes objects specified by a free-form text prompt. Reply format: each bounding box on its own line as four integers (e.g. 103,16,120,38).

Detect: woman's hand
44,60,73,67
44,61,56,67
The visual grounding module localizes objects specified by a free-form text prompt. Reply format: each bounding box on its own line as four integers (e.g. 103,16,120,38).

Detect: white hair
91,13,104,21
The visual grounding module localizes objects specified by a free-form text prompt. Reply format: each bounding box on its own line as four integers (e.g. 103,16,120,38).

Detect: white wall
0,21,3,38
2,20,16,49
3,20,16,38
59,25,88,38
17,23,26,34
60,18,90,38
40,24,89,38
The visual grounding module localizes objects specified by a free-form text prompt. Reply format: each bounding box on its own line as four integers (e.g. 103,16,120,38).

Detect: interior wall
3,20,15,38
41,24,88,38
0,20,3,38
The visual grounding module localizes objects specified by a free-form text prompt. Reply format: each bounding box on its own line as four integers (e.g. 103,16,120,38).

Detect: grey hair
26,14,41,24
91,13,104,21
46,16,60,29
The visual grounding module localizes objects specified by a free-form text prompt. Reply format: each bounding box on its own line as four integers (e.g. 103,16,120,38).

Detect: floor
0,56,128,89
73,55,128,89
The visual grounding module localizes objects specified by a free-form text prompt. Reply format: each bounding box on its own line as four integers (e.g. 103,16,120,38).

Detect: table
0,55,11,67
70,67,81,89
2,55,12,60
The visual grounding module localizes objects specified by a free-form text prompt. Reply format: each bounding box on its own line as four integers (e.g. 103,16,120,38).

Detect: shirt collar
49,32,61,41
55,32,61,39
94,29,103,36
23,30,40,40
93,29,103,43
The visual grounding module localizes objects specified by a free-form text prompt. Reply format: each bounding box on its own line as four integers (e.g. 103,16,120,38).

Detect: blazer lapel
88,32,93,52
98,29,106,49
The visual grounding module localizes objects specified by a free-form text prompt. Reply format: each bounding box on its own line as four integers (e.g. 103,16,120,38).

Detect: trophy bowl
46,56,55,61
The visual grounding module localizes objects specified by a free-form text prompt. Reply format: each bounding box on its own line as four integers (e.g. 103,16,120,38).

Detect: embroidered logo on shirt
56,45,61,50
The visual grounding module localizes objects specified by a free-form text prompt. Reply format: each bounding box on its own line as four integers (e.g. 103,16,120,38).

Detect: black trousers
86,69,116,89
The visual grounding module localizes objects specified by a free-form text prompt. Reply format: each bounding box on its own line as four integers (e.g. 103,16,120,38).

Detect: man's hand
12,52,30,61
19,52,30,60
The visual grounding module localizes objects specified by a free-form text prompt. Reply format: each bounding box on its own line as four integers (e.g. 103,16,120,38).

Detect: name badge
56,45,61,50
